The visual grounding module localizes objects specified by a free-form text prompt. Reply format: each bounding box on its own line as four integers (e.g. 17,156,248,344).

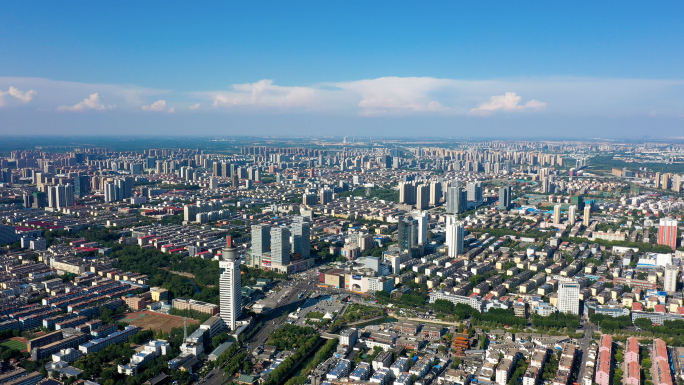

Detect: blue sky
1,2,683,137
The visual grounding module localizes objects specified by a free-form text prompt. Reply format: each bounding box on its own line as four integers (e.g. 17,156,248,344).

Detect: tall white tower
445,215,464,258
219,236,242,331
568,205,577,226
664,264,679,293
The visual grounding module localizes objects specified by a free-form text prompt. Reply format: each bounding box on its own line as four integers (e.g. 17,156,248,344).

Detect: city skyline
2,2,684,137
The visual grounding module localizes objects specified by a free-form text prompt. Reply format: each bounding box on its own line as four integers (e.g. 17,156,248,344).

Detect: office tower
270,227,291,266
664,264,679,293
445,215,464,258
219,237,242,331
412,211,428,245
209,177,218,190
397,217,418,252
570,195,585,210
466,182,482,203
498,185,512,210
568,205,577,225
553,204,562,225
658,218,679,250
583,205,591,226
416,184,430,210
319,188,333,205
429,181,442,206
446,182,466,214
291,217,311,259
32,192,47,208
74,175,90,198
251,225,271,258
558,281,580,315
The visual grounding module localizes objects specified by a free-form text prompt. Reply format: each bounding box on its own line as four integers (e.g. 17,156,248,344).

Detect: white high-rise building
445,215,464,258
568,205,577,225
412,211,428,245
48,184,75,209
583,205,591,226
664,264,679,293
209,177,218,190
219,237,242,331
558,281,580,315
553,204,562,225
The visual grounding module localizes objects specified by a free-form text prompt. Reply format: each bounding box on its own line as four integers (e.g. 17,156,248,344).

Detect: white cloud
189,103,201,110
57,93,114,111
469,92,547,116
0,86,36,107
210,79,322,109
142,99,168,111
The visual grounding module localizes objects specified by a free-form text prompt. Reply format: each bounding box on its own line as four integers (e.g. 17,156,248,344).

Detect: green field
0,339,27,351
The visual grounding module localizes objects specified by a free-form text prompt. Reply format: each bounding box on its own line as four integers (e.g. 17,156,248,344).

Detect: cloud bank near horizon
1,76,682,118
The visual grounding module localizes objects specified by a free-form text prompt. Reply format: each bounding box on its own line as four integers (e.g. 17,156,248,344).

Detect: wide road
576,319,597,383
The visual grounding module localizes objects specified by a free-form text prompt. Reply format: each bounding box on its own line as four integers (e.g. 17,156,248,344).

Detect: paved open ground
118,311,199,333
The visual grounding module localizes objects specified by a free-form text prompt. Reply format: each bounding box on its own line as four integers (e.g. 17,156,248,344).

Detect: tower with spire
219,236,242,331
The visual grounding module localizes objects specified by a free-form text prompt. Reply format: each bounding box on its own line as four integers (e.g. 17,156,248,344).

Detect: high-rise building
658,218,679,250
664,264,679,293
291,217,310,259
446,182,466,214
209,177,218,189
429,181,442,206
251,225,271,258
319,188,333,205
397,217,418,252
48,184,75,209
583,205,591,226
399,182,416,205
568,205,577,225
219,237,242,331
74,175,90,198
498,185,512,210
553,204,562,225
558,281,580,315
466,182,482,203
445,215,464,258
270,227,291,266
412,211,428,245
416,184,430,210
570,195,585,210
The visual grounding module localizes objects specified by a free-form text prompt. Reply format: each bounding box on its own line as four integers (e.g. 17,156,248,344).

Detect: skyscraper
74,175,90,198
429,181,442,206
270,226,291,265
553,204,562,225
446,182,466,214
664,264,679,293
498,185,512,210
658,218,679,250
568,205,577,225
466,182,482,203
558,281,580,315
412,211,428,245
48,184,75,209
251,224,271,258
583,205,591,226
219,236,242,331
416,184,430,210
445,215,464,258
399,182,416,205
291,216,310,259
397,216,418,251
